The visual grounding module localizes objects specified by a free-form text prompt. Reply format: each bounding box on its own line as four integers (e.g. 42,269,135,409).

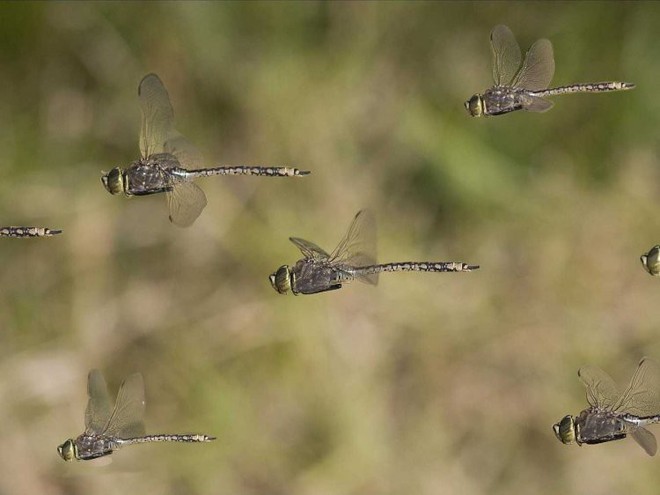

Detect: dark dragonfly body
270,210,479,296
0,226,61,237
58,370,215,462
641,245,660,276
465,25,634,117
554,358,660,456
101,73,309,227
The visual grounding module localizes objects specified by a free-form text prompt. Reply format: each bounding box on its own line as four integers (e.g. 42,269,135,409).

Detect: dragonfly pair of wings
84,369,146,440
290,209,379,285
579,357,660,455
139,73,209,227
490,24,556,111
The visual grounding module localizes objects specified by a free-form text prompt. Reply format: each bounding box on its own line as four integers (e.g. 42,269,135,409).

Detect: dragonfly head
269,265,294,294
641,245,660,276
553,415,577,445
465,94,485,117
57,439,78,461
101,168,125,195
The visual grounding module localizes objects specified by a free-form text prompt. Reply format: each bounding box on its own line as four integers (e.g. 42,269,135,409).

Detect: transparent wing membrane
519,94,555,113
289,237,332,261
511,38,555,91
84,370,113,435
102,373,147,440
330,209,378,268
164,130,206,170
138,73,175,159
578,365,622,410
613,357,660,418
490,24,522,86
630,426,658,456
166,182,208,227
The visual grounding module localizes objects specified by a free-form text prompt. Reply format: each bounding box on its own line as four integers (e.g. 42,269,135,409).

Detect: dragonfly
641,245,660,276
0,226,61,237
269,209,479,295
465,24,635,117
101,73,310,227
57,369,215,461
553,357,660,456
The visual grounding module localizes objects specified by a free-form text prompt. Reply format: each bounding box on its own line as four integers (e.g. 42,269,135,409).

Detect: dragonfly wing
102,373,146,439
490,25,522,87
511,38,555,91
614,357,660,417
520,94,554,113
330,209,378,268
630,426,657,456
289,237,331,261
164,131,206,170
166,181,208,227
578,365,621,409
84,370,113,435
138,73,175,159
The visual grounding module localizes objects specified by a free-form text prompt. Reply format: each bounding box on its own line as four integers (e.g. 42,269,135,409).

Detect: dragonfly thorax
553,415,577,445
465,94,485,117
57,438,77,462
101,167,126,195
269,265,294,295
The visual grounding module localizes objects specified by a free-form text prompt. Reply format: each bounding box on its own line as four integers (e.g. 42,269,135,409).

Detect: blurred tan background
1,2,659,494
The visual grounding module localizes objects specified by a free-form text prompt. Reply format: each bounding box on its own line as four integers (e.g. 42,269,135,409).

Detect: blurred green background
1,1,659,494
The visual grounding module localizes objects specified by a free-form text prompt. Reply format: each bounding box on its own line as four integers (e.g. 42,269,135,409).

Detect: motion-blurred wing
519,94,554,113
630,426,657,456
289,237,331,261
139,73,175,159
84,370,113,435
102,373,146,439
490,25,522,87
578,365,621,410
165,131,206,170
511,38,555,91
330,209,378,286
614,357,660,418
166,182,208,228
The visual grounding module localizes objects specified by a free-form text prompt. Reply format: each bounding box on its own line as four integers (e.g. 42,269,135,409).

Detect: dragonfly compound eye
465,95,484,117
101,168,125,195
57,439,76,461
553,415,576,444
641,245,660,276
270,266,292,294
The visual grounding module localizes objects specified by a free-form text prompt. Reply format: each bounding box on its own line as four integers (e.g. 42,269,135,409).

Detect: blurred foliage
1,2,660,495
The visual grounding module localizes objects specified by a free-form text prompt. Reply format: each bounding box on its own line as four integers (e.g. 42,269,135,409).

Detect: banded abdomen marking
355,261,480,274
536,81,635,97
185,166,310,178
121,434,216,446
0,227,62,237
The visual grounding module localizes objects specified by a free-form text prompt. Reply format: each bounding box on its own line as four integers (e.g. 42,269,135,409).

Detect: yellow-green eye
269,266,292,294
553,415,576,444
465,95,484,117
641,245,660,276
101,168,125,195
57,439,77,461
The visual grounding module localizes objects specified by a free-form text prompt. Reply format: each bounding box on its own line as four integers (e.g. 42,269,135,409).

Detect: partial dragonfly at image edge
101,73,310,227
0,226,62,238
269,209,480,295
553,357,660,456
57,369,215,462
641,245,660,276
465,24,635,117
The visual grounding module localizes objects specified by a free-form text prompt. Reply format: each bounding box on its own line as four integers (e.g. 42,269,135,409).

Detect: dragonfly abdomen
187,166,310,178
537,81,635,97
358,261,479,274
122,433,216,445
0,226,62,237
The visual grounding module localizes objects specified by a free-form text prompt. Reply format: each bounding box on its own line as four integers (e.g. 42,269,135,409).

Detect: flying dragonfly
269,209,479,295
554,357,660,456
0,226,61,237
102,73,310,227
641,245,660,276
58,370,215,461
465,24,635,117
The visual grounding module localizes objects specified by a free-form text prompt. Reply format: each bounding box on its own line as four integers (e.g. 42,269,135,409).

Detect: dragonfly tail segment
188,166,310,177
361,261,480,274
537,81,635,97
0,226,63,237
121,433,216,446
